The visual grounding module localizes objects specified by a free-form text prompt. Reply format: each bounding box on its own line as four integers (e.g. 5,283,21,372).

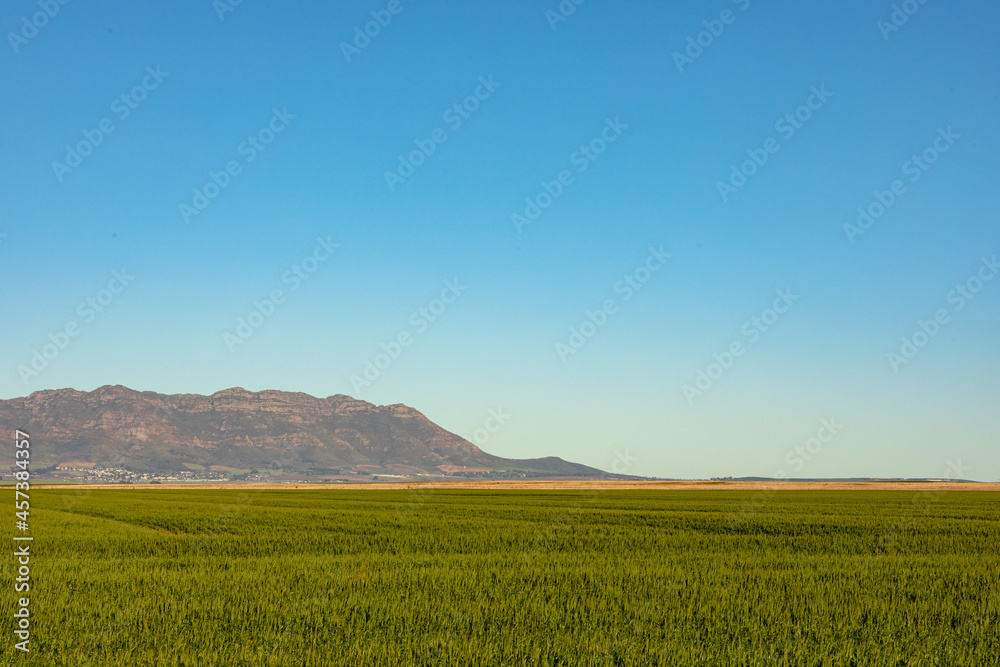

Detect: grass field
5,488,999,666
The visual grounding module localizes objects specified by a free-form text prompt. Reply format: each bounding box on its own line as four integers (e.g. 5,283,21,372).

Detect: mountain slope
0,386,613,479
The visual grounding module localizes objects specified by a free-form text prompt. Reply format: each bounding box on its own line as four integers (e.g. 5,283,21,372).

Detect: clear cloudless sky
1,0,998,480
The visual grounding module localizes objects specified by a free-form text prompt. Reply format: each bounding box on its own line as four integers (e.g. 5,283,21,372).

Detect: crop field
4,488,999,666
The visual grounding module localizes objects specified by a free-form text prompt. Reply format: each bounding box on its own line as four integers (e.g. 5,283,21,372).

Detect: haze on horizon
1,0,998,481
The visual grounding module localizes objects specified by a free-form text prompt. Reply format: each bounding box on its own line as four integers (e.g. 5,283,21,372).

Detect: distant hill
0,386,619,480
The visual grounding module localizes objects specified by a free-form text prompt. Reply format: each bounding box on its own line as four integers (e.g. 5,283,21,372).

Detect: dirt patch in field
34,480,1000,491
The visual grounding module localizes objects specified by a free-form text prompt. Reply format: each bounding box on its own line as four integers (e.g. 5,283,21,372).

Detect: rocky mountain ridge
0,386,613,480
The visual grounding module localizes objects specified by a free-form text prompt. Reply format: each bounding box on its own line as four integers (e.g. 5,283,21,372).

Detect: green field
4,488,999,666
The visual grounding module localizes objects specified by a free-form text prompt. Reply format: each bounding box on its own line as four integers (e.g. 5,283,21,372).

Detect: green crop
3,489,997,666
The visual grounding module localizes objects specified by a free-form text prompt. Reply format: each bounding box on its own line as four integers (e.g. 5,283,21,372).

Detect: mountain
0,386,617,480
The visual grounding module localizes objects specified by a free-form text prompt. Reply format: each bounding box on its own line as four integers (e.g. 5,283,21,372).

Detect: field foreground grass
4,489,998,666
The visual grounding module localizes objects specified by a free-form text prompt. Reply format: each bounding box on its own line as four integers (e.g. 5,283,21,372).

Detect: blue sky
2,0,998,480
